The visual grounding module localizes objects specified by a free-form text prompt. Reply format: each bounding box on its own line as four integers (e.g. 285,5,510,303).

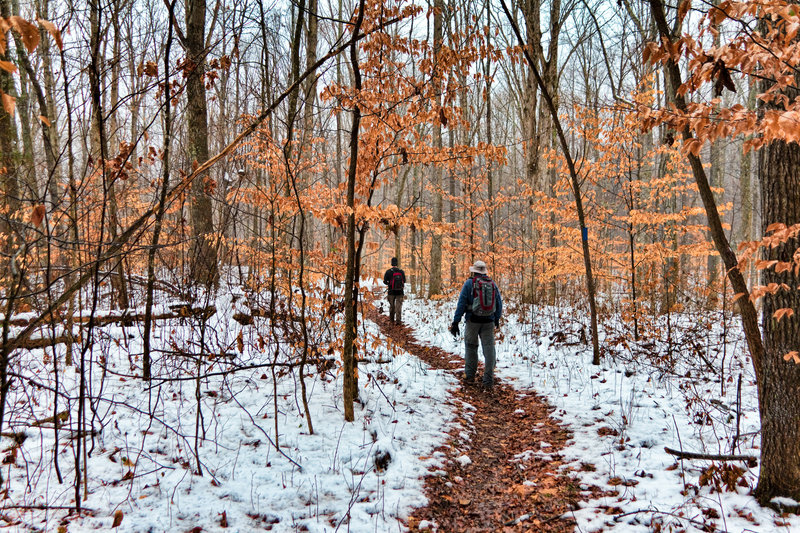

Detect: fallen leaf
112,509,123,527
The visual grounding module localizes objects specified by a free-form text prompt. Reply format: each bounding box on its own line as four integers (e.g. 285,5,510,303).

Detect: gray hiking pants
464,321,495,386
388,294,403,323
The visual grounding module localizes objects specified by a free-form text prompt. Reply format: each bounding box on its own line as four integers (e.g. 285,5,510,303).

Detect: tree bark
502,0,600,364
0,0,20,240
428,0,444,296
342,0,366,422
87,0,129,310
143,0,177,380
185,0,218,286
755,138,800,503
647,0,771,495
484,2,494,254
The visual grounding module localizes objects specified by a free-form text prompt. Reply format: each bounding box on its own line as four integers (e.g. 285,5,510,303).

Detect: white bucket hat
469,260,488,275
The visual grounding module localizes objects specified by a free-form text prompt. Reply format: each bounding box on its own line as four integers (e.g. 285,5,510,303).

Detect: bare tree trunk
522,0,540,302
85,0,128,309
484,2,494,255
739,79,757,245
648,0,766,462
707,0,724,297
428,0,444,296
0,0,21,465
143,0,177,380
11,0,36,200
186,0,219,286
0,0,20,238
755,137,800,503
749,10,800,499
501,0,600,364
342,0,366,422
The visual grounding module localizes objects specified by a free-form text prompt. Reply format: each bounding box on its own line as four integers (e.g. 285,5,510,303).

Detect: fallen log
233,306,303,325
23,335,78,350
4,304,216,329
31,410,69,428
664,446,758,465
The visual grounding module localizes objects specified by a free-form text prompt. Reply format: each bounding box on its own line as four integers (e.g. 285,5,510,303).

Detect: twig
664,447,758,464
672,415,687,493
227,383,303,471
613,507,726,532
503,512,562,527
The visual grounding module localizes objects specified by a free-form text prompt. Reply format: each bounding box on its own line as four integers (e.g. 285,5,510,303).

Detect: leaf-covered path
367,303,600,532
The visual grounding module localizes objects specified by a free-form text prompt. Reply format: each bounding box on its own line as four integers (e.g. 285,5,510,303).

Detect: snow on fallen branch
664,446,758,465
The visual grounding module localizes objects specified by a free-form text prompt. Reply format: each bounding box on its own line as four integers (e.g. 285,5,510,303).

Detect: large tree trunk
501,0,599,364
427,0,444,296
185,0,218,286
755,139,800,503
484,2,494,254
0,0,21,453
0,0,20,238
88,0,129,309
11,0,36,200
522,0,540,303
342,0,365,422
647,0,771,496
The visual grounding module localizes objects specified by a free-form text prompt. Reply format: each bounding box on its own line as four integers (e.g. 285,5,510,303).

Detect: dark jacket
383,267,406,296
453,275,503,324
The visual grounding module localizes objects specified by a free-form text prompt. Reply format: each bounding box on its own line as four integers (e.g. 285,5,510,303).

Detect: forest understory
0,281,795,532
4,0,800,530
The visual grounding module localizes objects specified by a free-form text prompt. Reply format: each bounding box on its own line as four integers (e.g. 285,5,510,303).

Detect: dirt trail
366,304,597,532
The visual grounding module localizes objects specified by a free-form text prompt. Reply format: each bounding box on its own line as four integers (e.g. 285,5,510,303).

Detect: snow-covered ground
2,286,798,532
403,295,799,533
1,293,457,532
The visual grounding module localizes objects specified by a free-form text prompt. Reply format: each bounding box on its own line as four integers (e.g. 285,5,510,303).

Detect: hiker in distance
450,260,503,390
383,257,406,325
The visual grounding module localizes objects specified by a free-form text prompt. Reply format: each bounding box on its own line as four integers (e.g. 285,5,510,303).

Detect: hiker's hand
494,320,500,329
449,322,459,337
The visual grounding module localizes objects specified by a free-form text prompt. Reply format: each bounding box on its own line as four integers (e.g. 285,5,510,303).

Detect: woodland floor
366,304,607,532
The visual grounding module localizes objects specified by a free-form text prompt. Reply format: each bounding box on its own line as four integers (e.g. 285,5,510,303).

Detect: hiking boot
480,381,494,392
461,375,476,386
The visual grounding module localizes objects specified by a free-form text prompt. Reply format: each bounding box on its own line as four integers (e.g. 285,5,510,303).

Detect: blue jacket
453,276,502,324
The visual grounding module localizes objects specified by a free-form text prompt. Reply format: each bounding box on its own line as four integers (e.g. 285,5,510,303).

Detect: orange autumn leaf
0,19,9,55
30,204,46,227
1,92,15,116
9,16,39,54
783,351,800,364
0,59,17,74
36,18,62,51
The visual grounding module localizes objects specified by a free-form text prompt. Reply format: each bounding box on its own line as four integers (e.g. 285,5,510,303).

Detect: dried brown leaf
30,204,45,228
0,59,17,74
36,18,62,50
112,509,123,528
1,92,15,116
9,16,39,54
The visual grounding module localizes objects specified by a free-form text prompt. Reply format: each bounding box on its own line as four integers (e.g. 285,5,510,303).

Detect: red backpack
389,270,404,291
471,276,496,317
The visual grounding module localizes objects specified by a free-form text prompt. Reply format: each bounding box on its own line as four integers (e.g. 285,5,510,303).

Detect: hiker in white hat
449,259,503,390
